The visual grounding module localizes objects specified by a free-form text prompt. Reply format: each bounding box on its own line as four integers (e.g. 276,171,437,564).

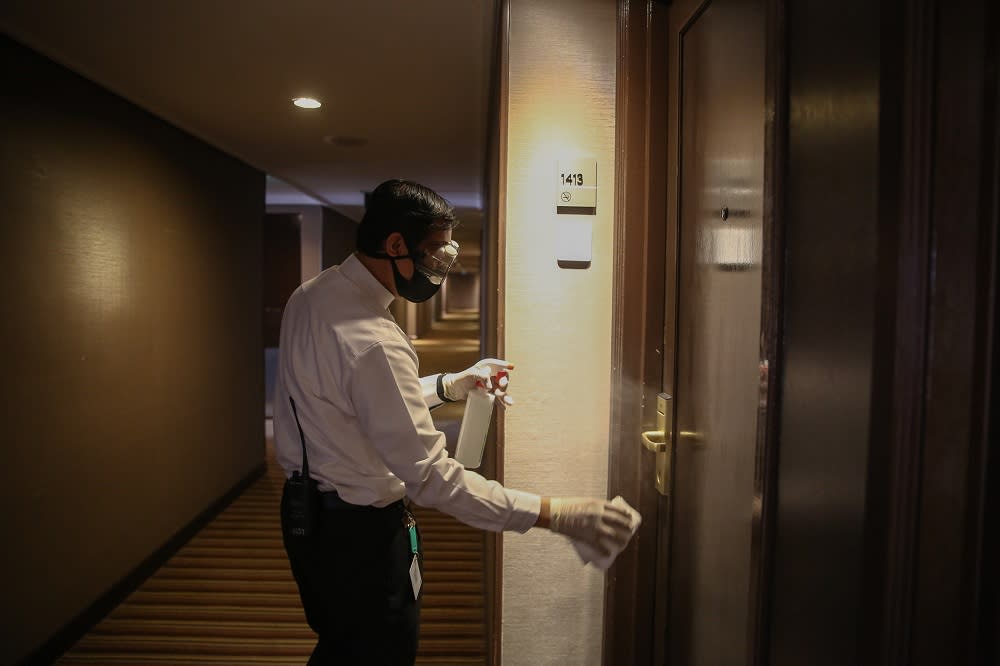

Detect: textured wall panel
0,36,264,664
502,1,617,664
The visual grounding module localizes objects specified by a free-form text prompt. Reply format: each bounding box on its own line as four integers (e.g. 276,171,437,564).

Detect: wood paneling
610,2,998,665
320,206,357,270
606,0,669,660
262,214,300,349
749,0,789,662
487,4,508,663
608,2,775,664
769,1,880,662
857,1,1000,663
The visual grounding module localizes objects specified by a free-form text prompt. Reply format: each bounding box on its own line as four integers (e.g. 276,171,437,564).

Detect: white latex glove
548,497,637,559
442,358,514,407
569,496,642,569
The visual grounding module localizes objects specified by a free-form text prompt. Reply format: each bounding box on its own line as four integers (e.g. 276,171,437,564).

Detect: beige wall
502,1,617,663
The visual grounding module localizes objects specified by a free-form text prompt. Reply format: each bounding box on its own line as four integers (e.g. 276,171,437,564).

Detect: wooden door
655,0,766,663
262,212,301,348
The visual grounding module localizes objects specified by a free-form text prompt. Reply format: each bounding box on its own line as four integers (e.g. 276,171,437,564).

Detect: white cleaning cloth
569,496,642,570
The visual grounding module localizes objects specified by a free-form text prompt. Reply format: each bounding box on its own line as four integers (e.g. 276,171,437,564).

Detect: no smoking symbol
560,191,572,203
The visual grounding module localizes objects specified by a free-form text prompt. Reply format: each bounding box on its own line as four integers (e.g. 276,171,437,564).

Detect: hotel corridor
58,397,490,664
4,1,998,664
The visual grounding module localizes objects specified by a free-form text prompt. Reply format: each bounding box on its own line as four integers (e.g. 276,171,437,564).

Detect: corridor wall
0,36,264,664
265,204,323,284
502,1,617,663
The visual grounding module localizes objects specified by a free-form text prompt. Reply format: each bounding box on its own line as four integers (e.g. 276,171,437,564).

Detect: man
274,179,638,665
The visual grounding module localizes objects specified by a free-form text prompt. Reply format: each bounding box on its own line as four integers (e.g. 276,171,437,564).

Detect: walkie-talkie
281,396,320,538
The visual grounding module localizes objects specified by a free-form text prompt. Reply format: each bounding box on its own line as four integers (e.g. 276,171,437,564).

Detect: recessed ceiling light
292,97,322,109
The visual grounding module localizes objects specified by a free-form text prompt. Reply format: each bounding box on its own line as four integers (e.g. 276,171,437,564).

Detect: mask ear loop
364,244,419,263
373,231,427,264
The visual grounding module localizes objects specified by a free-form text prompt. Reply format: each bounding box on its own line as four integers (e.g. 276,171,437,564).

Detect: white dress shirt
273,253,540,534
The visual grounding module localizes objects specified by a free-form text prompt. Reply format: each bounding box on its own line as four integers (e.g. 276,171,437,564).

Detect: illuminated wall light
292,97,322,109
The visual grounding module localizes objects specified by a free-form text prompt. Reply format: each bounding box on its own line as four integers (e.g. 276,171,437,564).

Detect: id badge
404,512,421,599
409,555,422,599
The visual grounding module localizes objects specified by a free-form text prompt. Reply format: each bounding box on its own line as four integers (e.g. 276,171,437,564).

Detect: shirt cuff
503,490,542,533
436,373,456,402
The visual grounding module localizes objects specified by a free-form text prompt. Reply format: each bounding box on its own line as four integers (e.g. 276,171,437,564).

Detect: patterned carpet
57,442,488,665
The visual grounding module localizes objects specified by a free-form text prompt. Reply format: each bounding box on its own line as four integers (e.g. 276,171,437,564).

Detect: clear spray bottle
454,375,499,469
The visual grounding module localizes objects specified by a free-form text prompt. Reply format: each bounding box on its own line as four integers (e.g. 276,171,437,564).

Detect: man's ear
384,232,407,258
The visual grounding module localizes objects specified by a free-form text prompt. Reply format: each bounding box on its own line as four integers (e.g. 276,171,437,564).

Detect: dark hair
356,179,458,255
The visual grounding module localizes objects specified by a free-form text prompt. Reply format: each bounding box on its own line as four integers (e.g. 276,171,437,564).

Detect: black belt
321,491,406,512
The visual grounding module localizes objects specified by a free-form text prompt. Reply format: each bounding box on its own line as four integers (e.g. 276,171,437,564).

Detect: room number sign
556,159,597,210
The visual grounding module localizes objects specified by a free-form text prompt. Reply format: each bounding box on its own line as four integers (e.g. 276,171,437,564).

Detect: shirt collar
339,253,395,311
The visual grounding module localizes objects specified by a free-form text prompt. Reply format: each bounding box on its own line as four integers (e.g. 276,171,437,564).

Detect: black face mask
386,253,441,303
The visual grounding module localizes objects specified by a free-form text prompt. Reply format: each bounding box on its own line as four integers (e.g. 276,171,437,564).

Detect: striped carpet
57,443,488,665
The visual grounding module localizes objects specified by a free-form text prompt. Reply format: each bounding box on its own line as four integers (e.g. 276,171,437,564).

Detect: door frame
604,0,789,663
862,0,1000,662
486,1,509,663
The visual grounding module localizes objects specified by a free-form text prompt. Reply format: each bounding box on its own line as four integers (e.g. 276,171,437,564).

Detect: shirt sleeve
349,339,540,533
420,374,446,410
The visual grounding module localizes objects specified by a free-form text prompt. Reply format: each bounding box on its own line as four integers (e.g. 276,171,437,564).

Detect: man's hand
442,358,514,408
544,497,638,558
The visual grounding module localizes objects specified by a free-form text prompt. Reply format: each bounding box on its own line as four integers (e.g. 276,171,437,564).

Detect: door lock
641,393,672,496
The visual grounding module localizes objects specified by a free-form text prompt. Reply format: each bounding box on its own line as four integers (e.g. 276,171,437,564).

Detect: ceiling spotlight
292,97,322,109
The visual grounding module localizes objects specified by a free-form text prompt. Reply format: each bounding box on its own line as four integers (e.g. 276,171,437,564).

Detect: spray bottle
454,372,502,468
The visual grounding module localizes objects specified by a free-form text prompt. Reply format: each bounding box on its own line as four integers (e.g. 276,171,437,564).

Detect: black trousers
281,489,423,665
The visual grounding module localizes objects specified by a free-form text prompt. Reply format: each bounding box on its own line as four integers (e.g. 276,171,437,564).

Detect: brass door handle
641,430,668,453
641,394,672,496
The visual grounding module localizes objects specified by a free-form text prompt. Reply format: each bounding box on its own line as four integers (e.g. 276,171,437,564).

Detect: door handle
640,393,672,496
679,430,705,445
641,429,668,453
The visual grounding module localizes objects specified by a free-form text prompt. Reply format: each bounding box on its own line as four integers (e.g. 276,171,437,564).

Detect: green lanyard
405,512,419,556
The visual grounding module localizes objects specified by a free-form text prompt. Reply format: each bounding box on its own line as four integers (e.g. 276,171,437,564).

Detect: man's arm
352,340,540,533
419,374,447,410
535,496,551,529
355,342,637,561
